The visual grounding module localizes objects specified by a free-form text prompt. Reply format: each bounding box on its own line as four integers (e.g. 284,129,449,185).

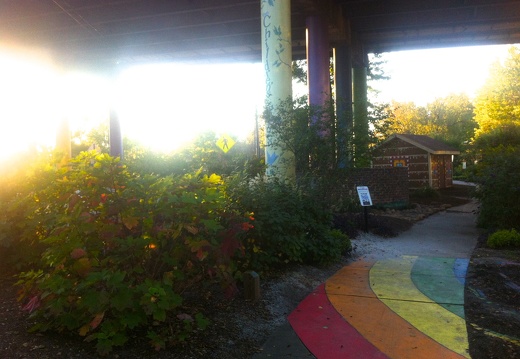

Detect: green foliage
426,94,477,149
487,229,520,249
410,186,440,200
123,131,261,180
473,145,520,230
472,124,520,149
228,176,350,270
71,121,110,156
263,97,348,175
379,94,476,150
12,152,251,354
368,102,392,147
474,46,520,138
292,60,307,85
367,53,392,149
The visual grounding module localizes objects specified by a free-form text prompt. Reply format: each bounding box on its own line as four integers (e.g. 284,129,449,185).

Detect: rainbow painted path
289,256,471,359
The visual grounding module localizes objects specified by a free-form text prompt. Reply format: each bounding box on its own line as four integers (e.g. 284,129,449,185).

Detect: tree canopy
474,46,520,137
371,94,476,150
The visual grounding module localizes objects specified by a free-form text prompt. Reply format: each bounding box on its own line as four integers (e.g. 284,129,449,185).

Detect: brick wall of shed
372,138,430,189
335,167,409,206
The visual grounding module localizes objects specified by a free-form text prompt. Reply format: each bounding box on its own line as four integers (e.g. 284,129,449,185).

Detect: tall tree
474,46,520,137
426,94,476,149
386,101,428,135
377,94,476,150
367,53,392,148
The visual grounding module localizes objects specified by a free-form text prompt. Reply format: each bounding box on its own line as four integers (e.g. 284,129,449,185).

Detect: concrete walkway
254,201,478,358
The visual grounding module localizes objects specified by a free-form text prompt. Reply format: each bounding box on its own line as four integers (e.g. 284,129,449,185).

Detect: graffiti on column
262,5,272,99
262,0,291,101
261,0,294,177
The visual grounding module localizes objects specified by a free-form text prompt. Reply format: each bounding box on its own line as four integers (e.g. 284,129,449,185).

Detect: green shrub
487,229,520,249
474,145,520,230
13,152,251,354
228,176,350,270
411,186,440,199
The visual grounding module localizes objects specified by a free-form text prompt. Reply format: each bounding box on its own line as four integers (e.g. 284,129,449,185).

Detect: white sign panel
356,186,373,207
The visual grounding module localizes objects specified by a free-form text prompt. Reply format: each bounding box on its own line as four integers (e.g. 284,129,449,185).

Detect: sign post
356,186,373,232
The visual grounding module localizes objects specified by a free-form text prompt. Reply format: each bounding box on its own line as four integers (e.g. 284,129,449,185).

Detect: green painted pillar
353,65,369,167
261,0,295,180
334,44,353,168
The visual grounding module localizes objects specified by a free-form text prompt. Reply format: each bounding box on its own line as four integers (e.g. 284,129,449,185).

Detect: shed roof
383,134,460,155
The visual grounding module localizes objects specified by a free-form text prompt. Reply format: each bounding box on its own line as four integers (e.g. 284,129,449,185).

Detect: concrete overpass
2,1,519,68
2,0,519,177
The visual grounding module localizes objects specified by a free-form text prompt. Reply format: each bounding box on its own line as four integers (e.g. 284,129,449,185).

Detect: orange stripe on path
326,259,466,359
288,284,388,358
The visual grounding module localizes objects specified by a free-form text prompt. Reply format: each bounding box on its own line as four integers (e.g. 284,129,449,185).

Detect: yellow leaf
184,225,199,234
79,324,90,336
122,216,139,230
208,173,222,183
172,224,183,239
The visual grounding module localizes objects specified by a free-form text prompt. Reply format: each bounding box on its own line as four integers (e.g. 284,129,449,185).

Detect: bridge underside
1,0,519,71
2,0,519,178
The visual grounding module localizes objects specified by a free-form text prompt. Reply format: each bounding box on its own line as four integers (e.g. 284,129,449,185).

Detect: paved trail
259,202,478,358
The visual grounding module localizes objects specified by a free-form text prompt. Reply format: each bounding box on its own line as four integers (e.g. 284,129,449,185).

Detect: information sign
356,186,373,207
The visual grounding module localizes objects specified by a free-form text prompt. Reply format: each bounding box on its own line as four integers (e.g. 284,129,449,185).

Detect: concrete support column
352,63,369,167
109,108,123,159
56,118,71,162
306,15,330,112
261,0,295,181
334,44,353,168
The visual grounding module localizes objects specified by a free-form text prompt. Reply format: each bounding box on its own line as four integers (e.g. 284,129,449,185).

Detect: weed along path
288,203,478,359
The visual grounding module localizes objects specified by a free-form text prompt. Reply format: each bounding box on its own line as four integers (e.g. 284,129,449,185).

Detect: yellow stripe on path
326,259,466,359
370,256,470,358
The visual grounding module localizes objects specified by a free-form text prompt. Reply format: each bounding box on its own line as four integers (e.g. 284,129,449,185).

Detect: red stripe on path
288,284,389,359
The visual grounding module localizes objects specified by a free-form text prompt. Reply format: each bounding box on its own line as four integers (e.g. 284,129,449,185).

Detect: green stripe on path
411,256,465,318
370,256,470,358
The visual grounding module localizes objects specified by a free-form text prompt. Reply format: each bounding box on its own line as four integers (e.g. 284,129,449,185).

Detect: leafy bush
410,186,440,200
473,145,520,230
13,152,251,354
487,229,520,249
228,176,350,270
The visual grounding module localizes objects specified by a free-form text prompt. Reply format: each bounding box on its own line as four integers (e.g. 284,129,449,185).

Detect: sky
0,43,516,163
373,44,514,105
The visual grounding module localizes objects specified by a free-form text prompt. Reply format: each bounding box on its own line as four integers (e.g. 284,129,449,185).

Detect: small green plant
228,175,350,270
411,186,440,199
487,229,520,249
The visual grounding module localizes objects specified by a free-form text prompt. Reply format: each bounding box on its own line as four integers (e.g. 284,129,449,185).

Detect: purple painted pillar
306,15,330,115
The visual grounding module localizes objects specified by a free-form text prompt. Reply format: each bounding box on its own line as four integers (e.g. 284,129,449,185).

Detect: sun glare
374,44,513,105
115,62,264,152
0,42,516,169
0,45,264,167
0,48,59,163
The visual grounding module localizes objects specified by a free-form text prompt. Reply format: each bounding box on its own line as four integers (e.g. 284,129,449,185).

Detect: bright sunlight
0,43,515,165
0,44,265,164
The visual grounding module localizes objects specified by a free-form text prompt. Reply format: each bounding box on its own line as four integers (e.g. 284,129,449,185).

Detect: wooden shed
372,134,460,189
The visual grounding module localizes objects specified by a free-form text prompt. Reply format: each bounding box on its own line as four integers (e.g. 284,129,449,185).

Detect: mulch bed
465,237,520,358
